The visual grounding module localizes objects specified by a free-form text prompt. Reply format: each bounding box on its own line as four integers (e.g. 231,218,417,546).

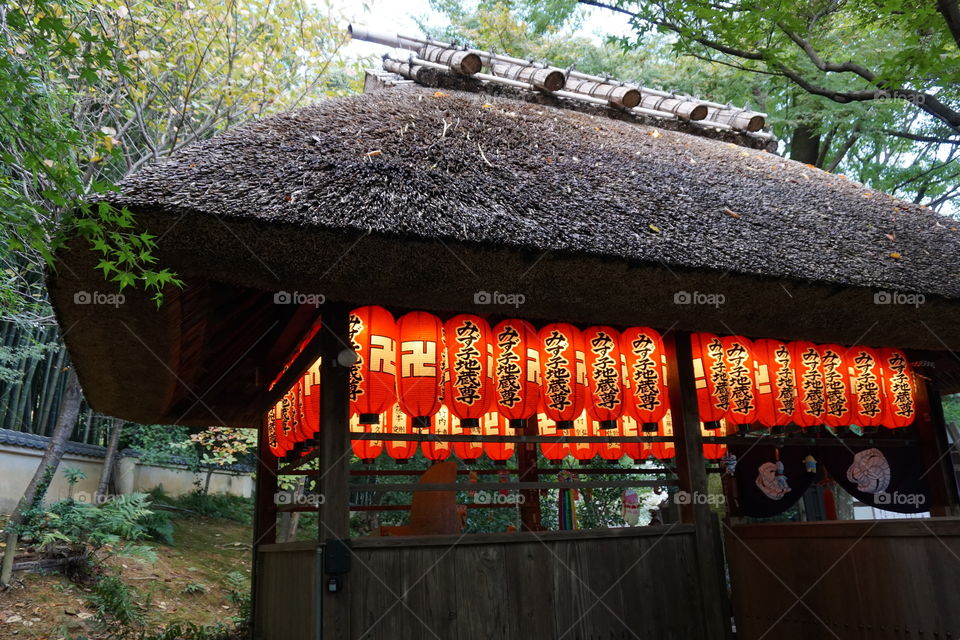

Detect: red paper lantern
791,341,826,428
571,412,596,464
384,403,416,464
539,323,587,430
301,358,321,441
722,336,758,425
620,327,669,432
421,405,452,461
265,402,287,458
596,419,624,462
397,311,445,428
849,345,884,428
819,344,855,428
350,413,383,464
583,326,626,430
879,348,916,428
444,315,494,429
538,411,569,464
753,339,797,428
349,306,397,425
650,411,675,460
277,388,300,447
492,319,542,429
620,414,649,463
483,411,515,465
691,333,729,429
452,413,483,463
702,421,727,460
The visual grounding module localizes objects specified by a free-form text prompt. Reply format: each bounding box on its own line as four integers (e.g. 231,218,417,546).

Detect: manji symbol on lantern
791,341,826,428
621,327,669,433
880,348,916,428
397,311,445,429
819,344,854,428
583,326,626,430
722,336,758,426
444,315,493,430
539,323,587,430
492,319,541,429
754,339,797,429
850,346,884,428
692,333,729,430
348,306,397,425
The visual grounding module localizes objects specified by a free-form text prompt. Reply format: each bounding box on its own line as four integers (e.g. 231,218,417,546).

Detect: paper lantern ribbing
492,319,542,429
791,341,826,428
583,326,626,430
539,323,587,430
350,413,383,464
397,311,445,429
819,344,854,428
691,333,729,429
849,345,884,428
444,315,493,429
348,306,397,425
384,404,416,464
483,411,515,465
879,348,916,428
620,327,669,432
421,405,452,461
753,339,797,428
722,336,758,425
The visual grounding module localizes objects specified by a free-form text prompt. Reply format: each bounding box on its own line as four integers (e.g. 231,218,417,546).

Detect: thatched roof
49,86,960,426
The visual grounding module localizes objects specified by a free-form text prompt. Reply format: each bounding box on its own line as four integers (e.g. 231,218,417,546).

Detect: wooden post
317,304,352,640
518,414,543,531
251,413,279,637
915,377,960,516
664,331,729,640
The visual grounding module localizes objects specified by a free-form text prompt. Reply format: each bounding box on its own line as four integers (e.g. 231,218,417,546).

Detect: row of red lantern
692,334,916,430
265,358,322,458
348,307,671,433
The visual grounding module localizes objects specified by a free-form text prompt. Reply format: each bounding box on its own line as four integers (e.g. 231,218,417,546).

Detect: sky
334,0,635,58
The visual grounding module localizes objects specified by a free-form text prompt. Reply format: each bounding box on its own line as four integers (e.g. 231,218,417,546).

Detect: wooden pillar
317,304,353,640
915,377,960,516
518,414,543,531
251,413,279,637
664,330,729,640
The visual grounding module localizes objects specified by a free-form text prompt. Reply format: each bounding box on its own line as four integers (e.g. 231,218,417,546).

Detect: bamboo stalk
382,57,431,83
563,77,640,108
489,60,565,92
420,44,481,75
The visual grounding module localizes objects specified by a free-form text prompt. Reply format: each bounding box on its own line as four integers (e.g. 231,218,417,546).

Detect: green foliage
123,424,195,467
182,581,208,595
86,575,147,638
147,487,254,525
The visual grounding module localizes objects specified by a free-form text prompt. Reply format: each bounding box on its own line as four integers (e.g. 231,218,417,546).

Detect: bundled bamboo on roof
564,76,640,109
490,61,566,92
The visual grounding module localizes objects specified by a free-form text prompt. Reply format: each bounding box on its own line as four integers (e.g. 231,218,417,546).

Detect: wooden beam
316,304,352,640
518,413,543,531
251,413,279,639
347,479,670,493
915,377,960,516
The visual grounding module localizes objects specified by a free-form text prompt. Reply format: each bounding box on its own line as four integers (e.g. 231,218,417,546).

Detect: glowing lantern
384,403,416,464
570,412,596,464
397,311,445,428
538,411,569,464
451,413,483,463
350,413,383,464
620,414,649,463
349,306,397,425
819,344,854,428
483,411,515,465
583,326,626,430
596,419,624,462
791,341,826,428
754,339,797,428
276,389,299,448
722,336,758,425
539,323,587,430
421,405,452,461
879,348,916,428
849,345,884,428
620,327,669,432
301,358,322,442
265,403,287,458
691,333,729,429
444,315,494,429
492,319,542,429
650,411,675,460
702,420,729,460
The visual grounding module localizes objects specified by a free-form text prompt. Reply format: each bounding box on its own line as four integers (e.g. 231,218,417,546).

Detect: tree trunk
95,417,123,503
1,367,82,586
789,123,821,166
